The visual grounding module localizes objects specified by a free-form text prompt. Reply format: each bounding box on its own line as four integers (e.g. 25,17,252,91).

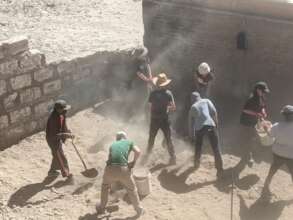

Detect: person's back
271,121,293,159
107,139,133,166
149,89,173,118
190,98,216,131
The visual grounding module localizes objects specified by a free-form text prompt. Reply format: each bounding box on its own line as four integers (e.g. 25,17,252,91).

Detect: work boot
216,169,224,180
169,156,176,165
135,207,145,217
48,170,60,177
194,159,200,169
96,202,106,215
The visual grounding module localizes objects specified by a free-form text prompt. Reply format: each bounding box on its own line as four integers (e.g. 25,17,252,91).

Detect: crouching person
96,131,144,216
262,105,293,197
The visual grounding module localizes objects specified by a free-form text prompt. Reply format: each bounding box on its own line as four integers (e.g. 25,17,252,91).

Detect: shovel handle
71,140,88,170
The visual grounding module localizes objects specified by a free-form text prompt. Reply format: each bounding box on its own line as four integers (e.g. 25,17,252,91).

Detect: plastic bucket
255,120,275,146
133,168,151,196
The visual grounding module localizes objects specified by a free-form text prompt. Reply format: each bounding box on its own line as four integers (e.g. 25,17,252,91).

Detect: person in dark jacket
239,81,270,167
46,100,74,178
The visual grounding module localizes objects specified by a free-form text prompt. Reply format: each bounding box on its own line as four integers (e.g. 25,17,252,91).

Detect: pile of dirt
0,0,144,62
1,104,293,220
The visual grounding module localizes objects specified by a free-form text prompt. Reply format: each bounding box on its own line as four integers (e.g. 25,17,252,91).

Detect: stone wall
143,0,293,129
0,36,134,149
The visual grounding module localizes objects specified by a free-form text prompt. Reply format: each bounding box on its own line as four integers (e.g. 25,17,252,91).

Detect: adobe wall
143,0,293,129
0,36,135,149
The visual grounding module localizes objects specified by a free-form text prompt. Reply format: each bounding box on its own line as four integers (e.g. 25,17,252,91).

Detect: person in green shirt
96,131,144,216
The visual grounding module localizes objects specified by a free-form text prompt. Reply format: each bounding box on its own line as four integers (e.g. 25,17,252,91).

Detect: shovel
71,140,98,178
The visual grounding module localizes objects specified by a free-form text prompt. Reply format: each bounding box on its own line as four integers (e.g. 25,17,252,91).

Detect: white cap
116,131,127,140
198,62,211,76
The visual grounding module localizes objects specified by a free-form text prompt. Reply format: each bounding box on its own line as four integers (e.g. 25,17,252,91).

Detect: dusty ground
1,103,293,220
0,0,144,62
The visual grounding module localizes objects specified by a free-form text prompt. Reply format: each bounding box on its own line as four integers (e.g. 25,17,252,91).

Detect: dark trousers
195,125,223,171
147,117,175,158
263,154,293,190
48,141,70,177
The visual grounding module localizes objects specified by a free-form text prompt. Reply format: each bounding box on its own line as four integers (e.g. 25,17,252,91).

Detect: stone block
2,36,29,56
10,74,32,90
4,92,19,109
19,49,44,73
10,106,31,124
20,87,41,104
0,115,9,130
0,80,7,96
6,125,25,140
24,120,38,133
34,100,54,118
0,59,19,77
43,80,61,94
56,59,76,76
34,67,54,82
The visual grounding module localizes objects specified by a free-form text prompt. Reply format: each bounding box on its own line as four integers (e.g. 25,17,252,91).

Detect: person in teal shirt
96,131,144,216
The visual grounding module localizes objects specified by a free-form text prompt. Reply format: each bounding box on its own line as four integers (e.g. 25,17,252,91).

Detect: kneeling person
96,131,144,216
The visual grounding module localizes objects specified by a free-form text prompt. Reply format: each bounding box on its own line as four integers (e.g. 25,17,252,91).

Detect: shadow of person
7,175,58,208
149,163,169,173
72,182,95,195
79,205,119,220
157,166,215,194
239,194,293,220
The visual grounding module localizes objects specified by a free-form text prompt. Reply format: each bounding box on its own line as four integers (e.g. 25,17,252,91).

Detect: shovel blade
81,168,98,178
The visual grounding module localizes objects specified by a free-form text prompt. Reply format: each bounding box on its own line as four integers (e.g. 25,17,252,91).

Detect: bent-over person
96,131,144,216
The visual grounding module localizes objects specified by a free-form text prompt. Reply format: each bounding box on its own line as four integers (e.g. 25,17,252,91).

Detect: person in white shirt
262,105,293,195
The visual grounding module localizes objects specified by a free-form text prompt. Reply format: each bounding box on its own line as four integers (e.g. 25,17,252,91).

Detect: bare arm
128,145,141,169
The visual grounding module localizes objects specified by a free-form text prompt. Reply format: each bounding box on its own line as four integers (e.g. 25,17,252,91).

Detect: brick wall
143,0,293,129
0,36,135,149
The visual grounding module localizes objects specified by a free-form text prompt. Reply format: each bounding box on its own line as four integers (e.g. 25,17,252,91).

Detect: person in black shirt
239,81,270,167
142,73,176,165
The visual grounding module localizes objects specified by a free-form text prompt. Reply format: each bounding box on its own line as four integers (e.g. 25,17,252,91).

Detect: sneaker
169,157,176,165
135,207,145,217
48,170,60,177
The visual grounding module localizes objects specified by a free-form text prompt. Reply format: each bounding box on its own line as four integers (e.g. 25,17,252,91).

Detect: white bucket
133,168,151,196
255,120,275,146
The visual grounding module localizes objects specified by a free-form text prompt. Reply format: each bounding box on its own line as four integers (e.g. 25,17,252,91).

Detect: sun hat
254,81,270,93
281,105,293,115
152,73,172,87
198,62,211,76
54,99,71,111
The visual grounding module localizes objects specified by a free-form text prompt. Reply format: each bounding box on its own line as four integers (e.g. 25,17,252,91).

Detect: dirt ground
1,103,293,220
0,0,144,62
1,1,293,220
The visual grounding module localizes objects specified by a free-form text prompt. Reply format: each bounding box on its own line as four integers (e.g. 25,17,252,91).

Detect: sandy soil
0,0,144,62
1,103,293,220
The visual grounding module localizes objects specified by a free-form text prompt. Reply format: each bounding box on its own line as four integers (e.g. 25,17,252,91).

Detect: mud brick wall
0,36,135,149
143,0,293,126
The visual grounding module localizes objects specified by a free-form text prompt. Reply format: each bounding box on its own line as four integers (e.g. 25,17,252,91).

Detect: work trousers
48,142,70,177
194,125,223,171
264,153,293,189
100,166,142,211
147,116,175,158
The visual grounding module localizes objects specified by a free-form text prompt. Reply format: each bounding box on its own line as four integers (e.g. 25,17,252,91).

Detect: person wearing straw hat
262,105,293,198
142,73,176,165
239,81,270,167
46,99,74,179
96,131,144,216
195,62,214,98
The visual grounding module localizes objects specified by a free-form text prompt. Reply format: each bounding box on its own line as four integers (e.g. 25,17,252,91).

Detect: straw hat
254,81,270,93
198,62,211,76
152,73,172,87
